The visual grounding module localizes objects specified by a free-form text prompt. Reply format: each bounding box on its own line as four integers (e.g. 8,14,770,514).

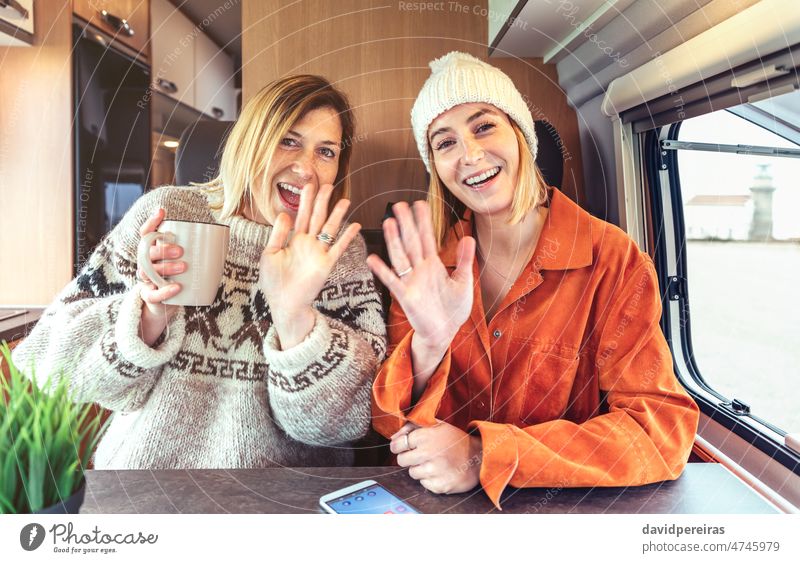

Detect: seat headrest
534,119,564,189
175,120,235,185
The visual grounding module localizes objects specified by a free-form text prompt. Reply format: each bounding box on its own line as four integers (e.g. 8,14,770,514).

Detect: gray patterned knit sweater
12,185,387,469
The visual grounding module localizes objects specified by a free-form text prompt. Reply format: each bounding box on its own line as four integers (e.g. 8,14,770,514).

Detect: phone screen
325,483,419,514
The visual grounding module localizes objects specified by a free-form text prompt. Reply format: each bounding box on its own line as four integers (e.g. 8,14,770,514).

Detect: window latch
720,398,751,416
667,276,686,301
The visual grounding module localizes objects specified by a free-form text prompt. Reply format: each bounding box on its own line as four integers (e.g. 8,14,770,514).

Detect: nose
460,136,484,166
291,151,314,181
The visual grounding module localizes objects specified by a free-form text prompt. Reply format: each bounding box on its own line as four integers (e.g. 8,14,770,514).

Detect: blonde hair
427,120,549,247
201,75,355,218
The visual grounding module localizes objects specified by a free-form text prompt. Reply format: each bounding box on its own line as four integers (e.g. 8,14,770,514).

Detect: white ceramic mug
137,220,230,306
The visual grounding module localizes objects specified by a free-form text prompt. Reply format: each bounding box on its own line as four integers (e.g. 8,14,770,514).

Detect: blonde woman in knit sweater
13,75,387,469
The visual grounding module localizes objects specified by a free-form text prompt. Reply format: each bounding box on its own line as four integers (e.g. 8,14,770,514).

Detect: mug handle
137,231,175,288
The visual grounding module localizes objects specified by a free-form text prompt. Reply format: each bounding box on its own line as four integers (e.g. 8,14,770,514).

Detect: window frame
642,120,800,474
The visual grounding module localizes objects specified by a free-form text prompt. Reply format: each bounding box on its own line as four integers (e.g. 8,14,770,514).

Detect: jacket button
493,329,501,338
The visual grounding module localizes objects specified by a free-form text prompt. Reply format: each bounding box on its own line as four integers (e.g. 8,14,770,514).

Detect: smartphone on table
319,480,420,514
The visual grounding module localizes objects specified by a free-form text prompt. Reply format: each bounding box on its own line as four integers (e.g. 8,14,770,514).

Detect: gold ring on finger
396,266,413,278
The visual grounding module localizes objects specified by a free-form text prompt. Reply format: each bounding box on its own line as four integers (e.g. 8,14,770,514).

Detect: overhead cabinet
150,0,195,109
150,0,236,119
73,0,149,55
194,31,236,120
0,0,34,46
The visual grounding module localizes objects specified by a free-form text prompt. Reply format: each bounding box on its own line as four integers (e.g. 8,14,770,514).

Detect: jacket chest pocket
514,346,580,426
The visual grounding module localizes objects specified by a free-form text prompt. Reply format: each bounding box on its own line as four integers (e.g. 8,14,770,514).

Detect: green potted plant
0,342,108,514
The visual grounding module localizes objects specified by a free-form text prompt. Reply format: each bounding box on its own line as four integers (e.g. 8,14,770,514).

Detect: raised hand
259,183,361,349
367,201,475,400
367,201,475,351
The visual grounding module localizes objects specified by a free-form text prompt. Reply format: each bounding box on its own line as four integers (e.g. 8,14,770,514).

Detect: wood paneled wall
242,0,584,228
0,1,73,305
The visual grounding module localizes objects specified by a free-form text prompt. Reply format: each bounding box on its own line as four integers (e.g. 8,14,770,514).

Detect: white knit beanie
410,51,538,172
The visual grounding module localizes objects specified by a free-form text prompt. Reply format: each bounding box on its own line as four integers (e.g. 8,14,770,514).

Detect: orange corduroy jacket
371,187,700,509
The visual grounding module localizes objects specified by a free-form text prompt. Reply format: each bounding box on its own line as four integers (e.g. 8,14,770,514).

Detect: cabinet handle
0,0,29,20
211,107,224,119
156,78,178,94
99,9,135,37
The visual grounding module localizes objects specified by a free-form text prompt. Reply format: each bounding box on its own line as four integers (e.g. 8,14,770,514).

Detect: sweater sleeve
263,234,387,446
469,256,699,509
11,191,186,412
371,297,453,437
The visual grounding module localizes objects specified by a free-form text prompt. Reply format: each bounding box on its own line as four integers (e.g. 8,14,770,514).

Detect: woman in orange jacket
367,52,700,509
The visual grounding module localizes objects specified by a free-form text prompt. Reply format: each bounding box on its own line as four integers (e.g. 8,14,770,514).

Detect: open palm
367,201,475,348
259,184,360,315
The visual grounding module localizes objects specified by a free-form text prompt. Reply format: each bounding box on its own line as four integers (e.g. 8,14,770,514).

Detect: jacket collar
440,187,593,271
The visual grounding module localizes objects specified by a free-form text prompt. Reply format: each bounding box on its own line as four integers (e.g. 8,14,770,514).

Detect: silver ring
316,232,336,246
404,433,411,451
396,266,413,278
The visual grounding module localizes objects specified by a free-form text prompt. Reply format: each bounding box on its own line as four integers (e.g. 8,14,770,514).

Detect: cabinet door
0,0,34,35
73,0,149,55
194,32,236,120
150,0,195,109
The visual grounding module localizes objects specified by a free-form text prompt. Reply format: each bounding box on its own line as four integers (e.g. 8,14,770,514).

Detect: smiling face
250,106,343,225
428,102,520,218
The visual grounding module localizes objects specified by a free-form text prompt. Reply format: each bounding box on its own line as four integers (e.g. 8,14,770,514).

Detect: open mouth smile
463,166,501,190
277,181,303,210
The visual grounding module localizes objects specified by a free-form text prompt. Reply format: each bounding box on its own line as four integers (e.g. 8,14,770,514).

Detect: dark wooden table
80,463,778,514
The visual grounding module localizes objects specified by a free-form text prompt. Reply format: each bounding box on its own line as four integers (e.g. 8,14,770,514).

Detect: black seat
175,120,235,185
534,119,565,189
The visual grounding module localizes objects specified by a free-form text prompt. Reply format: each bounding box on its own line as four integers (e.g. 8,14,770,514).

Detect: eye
319,147,337,158
475,122,495,134
280,137,300,148
434,138,455,151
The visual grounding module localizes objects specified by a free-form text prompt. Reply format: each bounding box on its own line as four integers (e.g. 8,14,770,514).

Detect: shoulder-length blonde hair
427,119,549,247
202,74,355,218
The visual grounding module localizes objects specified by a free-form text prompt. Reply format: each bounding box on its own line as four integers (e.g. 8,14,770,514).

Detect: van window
672,90,800,434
